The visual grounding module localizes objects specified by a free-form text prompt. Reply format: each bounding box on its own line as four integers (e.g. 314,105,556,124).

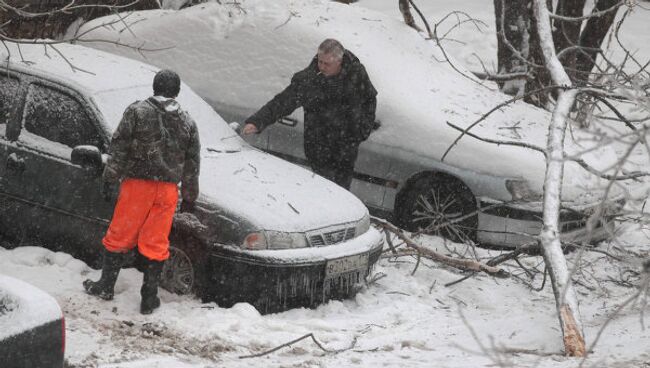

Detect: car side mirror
71,145,103,171
229,122,241,134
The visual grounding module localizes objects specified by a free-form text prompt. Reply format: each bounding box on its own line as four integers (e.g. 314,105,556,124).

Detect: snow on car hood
198,148,367,232
0,275,62,340
78,0,624,204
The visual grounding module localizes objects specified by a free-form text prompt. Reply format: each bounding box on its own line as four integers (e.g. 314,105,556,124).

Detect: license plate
325,254,369,277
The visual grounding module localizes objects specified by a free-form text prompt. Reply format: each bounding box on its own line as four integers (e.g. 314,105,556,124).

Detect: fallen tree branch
239,333,357,359
445,242,541,287
371,217,508,278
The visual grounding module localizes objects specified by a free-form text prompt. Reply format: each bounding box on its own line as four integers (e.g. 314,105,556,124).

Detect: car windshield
93,85,245,153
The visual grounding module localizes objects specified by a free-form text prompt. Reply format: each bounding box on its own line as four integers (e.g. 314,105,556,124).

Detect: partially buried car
0,43,383,313
80,0,625,248
0,275,65,368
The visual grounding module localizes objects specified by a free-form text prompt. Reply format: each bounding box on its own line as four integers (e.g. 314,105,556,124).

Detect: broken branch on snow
238,333,357,359
371,216,508,278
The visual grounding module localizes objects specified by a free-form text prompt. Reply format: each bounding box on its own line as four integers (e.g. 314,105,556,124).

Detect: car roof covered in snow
0,42,233,142
0,42,157,95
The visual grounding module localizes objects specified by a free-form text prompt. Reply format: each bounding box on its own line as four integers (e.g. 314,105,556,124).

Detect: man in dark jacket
243,38,377,189
83,69,201,315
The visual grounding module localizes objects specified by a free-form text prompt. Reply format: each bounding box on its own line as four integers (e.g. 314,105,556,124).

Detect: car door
266,109,308,167
9,79,112,260
0,70,29,242
266,111,390,210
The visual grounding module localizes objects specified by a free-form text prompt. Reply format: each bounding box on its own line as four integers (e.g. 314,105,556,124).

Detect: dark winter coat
103,96,201,203
246,50,377,169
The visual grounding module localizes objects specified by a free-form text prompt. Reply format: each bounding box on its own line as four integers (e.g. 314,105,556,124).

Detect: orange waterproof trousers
103,178,178,261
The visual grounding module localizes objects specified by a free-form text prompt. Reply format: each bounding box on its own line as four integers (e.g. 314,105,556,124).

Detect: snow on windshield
93,85,246,153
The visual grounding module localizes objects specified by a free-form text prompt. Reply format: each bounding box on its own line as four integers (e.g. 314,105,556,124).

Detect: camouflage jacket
103,96,201,203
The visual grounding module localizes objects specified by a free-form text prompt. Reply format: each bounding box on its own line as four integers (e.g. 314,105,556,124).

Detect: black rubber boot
140,259,165,315
83,250,123,300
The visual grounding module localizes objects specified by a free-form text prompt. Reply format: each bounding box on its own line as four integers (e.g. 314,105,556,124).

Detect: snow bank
2,226,650,368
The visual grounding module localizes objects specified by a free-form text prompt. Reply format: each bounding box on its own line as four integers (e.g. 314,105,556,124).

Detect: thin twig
238,333,357,359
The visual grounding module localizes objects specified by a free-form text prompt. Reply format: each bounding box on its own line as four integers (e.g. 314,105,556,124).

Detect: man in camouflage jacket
83,69,201,315
243,38,377,189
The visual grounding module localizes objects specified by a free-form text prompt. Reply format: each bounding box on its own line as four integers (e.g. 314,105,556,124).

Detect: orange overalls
102,178,178,261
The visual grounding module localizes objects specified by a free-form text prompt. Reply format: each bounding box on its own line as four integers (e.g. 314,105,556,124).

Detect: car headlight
355,213,370,236
265,230,308,250
505,179,541,201
242,232,267,250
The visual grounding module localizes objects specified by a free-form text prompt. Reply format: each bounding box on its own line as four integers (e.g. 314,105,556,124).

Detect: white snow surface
200,148,367,232
78,0,630,204
1,225,650,367
0,271,62,340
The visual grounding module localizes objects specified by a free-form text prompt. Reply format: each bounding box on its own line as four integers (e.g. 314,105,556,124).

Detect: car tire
160,234,207,298
396,173,478,243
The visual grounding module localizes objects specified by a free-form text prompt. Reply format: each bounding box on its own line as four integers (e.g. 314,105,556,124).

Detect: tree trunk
495,0,620,106
575,0,621,82
399,0,421,32
532,0,586,357
526,0,553,107
552,0,587,82
493,0,530,96
493,0,551,107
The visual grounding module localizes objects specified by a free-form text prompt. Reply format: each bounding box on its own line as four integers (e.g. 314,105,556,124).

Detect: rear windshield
93,85,245,152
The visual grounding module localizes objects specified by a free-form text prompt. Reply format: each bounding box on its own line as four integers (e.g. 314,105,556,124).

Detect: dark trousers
312,163,354,189
306,142,359,190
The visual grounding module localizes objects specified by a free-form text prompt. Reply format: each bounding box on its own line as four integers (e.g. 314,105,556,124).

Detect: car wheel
396,173,478,243
160,237,206,297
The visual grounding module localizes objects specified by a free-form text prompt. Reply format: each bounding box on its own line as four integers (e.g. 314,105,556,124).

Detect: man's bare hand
242,123,259,135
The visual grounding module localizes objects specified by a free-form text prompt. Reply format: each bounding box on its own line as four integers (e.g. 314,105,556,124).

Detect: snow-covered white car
0,43,383,313
0,275,65,368
80,0,624,247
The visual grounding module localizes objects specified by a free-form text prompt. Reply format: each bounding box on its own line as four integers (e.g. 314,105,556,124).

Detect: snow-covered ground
1,222,649,367
1,0,649,367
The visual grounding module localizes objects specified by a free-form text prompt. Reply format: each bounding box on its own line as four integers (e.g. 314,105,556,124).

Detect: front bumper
477,199,622,248
204,227,384,314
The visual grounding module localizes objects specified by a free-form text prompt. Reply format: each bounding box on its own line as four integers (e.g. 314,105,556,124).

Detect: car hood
197,148,368,232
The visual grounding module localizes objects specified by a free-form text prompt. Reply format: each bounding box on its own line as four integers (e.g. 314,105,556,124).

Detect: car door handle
278,117,299,127
6,153,26,174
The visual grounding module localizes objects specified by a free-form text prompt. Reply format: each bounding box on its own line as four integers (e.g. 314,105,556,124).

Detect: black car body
0,43,383,313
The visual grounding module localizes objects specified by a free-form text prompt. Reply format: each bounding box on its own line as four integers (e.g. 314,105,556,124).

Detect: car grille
308,226,356,247
561,220,587,233
560,218,610,233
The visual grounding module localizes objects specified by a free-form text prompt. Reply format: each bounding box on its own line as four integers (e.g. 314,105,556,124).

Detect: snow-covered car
80,0,624,247
0,43,383,313
0,275,65,368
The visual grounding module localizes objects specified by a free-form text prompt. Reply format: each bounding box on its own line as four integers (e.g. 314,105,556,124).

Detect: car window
23,83,103,148
0,73,21,136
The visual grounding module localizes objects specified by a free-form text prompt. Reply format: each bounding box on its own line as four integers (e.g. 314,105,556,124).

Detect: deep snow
1,0,649,367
